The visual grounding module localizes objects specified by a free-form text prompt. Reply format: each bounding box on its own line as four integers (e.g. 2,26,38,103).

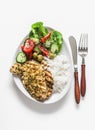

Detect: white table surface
0,0,95,130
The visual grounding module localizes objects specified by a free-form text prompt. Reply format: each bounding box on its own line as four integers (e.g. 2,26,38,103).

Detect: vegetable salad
16,22,63,63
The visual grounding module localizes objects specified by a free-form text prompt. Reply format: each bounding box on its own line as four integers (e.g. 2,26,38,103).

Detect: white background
0,0,95,130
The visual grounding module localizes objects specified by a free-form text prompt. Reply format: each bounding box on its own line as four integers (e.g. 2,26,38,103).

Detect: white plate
12,27,72,104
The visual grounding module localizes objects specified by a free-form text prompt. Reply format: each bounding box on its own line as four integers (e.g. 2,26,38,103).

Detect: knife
69,36,80,104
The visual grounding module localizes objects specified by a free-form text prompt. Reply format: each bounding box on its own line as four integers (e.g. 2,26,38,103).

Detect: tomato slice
39,46,49,56
41,33,51,43
27,53,32,59
21,39,34,54
26,39,34,46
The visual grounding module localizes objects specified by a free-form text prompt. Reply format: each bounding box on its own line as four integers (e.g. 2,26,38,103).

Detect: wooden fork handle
81,64,86,97
74,71,80,104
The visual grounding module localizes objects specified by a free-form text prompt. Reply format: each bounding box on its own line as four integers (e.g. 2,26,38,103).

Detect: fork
78,34,88,97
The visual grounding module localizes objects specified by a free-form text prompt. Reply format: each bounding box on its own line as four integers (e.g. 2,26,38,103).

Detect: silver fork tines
78,34,88,58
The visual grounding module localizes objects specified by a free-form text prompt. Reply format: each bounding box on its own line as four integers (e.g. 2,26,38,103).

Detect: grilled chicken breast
10,60,54,101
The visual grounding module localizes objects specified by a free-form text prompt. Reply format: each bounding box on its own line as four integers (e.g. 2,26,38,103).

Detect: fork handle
74,71,80,104
81,64,86,97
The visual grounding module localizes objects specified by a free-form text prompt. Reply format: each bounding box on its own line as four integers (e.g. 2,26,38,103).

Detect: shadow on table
11,78,70,114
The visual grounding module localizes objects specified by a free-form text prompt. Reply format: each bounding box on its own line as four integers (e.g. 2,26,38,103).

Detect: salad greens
29,22,48,39
51,31,63,44
50,31,63,54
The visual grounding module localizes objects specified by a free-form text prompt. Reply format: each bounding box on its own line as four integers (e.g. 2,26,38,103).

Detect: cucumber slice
44,41,51,48
50,43,59,54
16,52,27,64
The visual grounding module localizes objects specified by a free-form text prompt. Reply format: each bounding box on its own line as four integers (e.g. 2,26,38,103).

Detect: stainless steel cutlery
69,34,88,104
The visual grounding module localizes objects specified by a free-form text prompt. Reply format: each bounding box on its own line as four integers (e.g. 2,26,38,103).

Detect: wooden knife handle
74,71,80,104
81,65,86,97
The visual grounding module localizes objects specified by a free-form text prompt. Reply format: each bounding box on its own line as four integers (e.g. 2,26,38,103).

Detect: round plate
12,27,72,104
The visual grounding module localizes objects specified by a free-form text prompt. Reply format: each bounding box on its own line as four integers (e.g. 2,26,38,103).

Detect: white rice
45,54,70,92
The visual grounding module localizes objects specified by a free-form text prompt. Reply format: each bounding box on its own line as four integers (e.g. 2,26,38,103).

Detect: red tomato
39,46,49,56
26,39,35,46
27,53,32,59
41,33,51,43
21,39,34,54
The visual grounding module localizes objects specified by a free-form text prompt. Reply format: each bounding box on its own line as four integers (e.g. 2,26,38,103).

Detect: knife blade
69,36,77,66
69,36,80,104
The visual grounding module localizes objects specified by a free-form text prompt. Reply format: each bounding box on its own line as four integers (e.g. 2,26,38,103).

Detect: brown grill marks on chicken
10,60,54,101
